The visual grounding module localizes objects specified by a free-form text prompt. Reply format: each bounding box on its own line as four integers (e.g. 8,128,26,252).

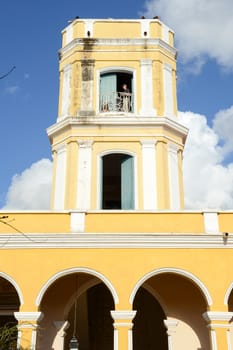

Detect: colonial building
1,18,233,350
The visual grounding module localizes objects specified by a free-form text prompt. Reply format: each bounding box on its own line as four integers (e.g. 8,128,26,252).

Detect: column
141,140,157,210
53,143,67,210
168,143,180,210
111,310,137,350
140,59,156,116
76,140,93,210
164,319,178,350
53,321,70,350
163,63,174,118
203,311,233,350
14,311,43,350
80,60,95,116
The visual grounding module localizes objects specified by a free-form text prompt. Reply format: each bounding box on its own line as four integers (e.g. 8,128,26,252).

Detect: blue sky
1,0,233,209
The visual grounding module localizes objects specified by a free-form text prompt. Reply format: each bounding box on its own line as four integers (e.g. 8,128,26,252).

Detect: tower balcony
100,92,134,114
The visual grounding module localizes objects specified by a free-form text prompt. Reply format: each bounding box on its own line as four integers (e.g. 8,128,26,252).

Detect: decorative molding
65,23,73,45
163,63,174,118
53,143,67,210
47,116,188,141
84,19,94,37
203,311,233,323
168,143,180,210
0,233,232,249
14,311,43,322
60,38,177,58
162,24,169,44
111,310,137,321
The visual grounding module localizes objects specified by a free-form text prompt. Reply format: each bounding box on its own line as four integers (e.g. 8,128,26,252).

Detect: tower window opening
101,153,134,210
100,72,134,113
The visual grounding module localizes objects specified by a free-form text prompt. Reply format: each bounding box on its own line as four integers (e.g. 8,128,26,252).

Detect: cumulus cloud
143,0,233,72
3,159,52,210
179,109,233,209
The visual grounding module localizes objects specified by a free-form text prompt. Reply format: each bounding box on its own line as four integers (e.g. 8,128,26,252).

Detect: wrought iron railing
100,92,134,113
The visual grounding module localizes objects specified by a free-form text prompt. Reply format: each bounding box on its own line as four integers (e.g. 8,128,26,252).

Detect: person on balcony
121,84,130,112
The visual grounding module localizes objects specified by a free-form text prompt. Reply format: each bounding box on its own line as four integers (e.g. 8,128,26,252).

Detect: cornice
0,233,232,249
59,38,176,58
47,116,188,140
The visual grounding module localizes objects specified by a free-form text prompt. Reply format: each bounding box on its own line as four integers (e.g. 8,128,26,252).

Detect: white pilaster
66,24,73,45
141,140,157,210
203,311,233,350
163,63,174,118
70,211,86,233
53,320,70,350
111,311,137,350
168,143,180,210
76,140,93,210
140,59,156,116
140,20,150,37
61,64,71,119
203,212,219,234
162,24,169,44
54,144,67,210
164,319,178,350
14,312,43,350
84,19,94,37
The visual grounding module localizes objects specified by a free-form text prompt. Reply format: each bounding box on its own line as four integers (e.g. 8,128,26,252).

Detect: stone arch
0,272,23,306
130,267,213,306
36,266,118,307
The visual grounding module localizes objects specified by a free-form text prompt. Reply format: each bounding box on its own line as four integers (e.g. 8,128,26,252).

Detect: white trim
210,329,218,350
204,212,219,234
129,267,213,306
111,310,136,320
203,311,233,323
224,282,233,305
1,233,233,249
227,329,232,350
47,116,188,141
97,150,138,210
14,311,43,322
139,59,156,116
164,319,178,350
53,143,67,210
163,63,174,118
168,143,180,210
141,140,157,209
35,267,119,306
70,211,86,233
76,140,93,210
0,272,24,305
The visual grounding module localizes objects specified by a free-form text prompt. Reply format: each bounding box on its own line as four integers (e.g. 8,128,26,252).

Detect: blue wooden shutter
100,73,117,110
121,156,134,209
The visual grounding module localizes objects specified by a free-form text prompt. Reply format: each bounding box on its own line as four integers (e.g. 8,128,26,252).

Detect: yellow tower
47,18,188,212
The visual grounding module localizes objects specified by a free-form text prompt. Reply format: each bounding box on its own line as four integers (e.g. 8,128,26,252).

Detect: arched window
101,153,134,209
99,71,134,112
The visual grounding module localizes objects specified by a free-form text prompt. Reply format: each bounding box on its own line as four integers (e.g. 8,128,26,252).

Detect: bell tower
47,18,188,211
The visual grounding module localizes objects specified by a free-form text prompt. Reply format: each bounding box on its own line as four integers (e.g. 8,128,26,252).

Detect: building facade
1,18,233,350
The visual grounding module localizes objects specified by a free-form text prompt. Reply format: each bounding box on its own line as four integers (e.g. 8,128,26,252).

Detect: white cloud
179,110,233,209
3,159,52,210
143,0,233,71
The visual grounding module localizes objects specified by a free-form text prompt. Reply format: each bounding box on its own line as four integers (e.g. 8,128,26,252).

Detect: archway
37,272,115,350
226,283,233,349
0,276,21,348
132,270,211,350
